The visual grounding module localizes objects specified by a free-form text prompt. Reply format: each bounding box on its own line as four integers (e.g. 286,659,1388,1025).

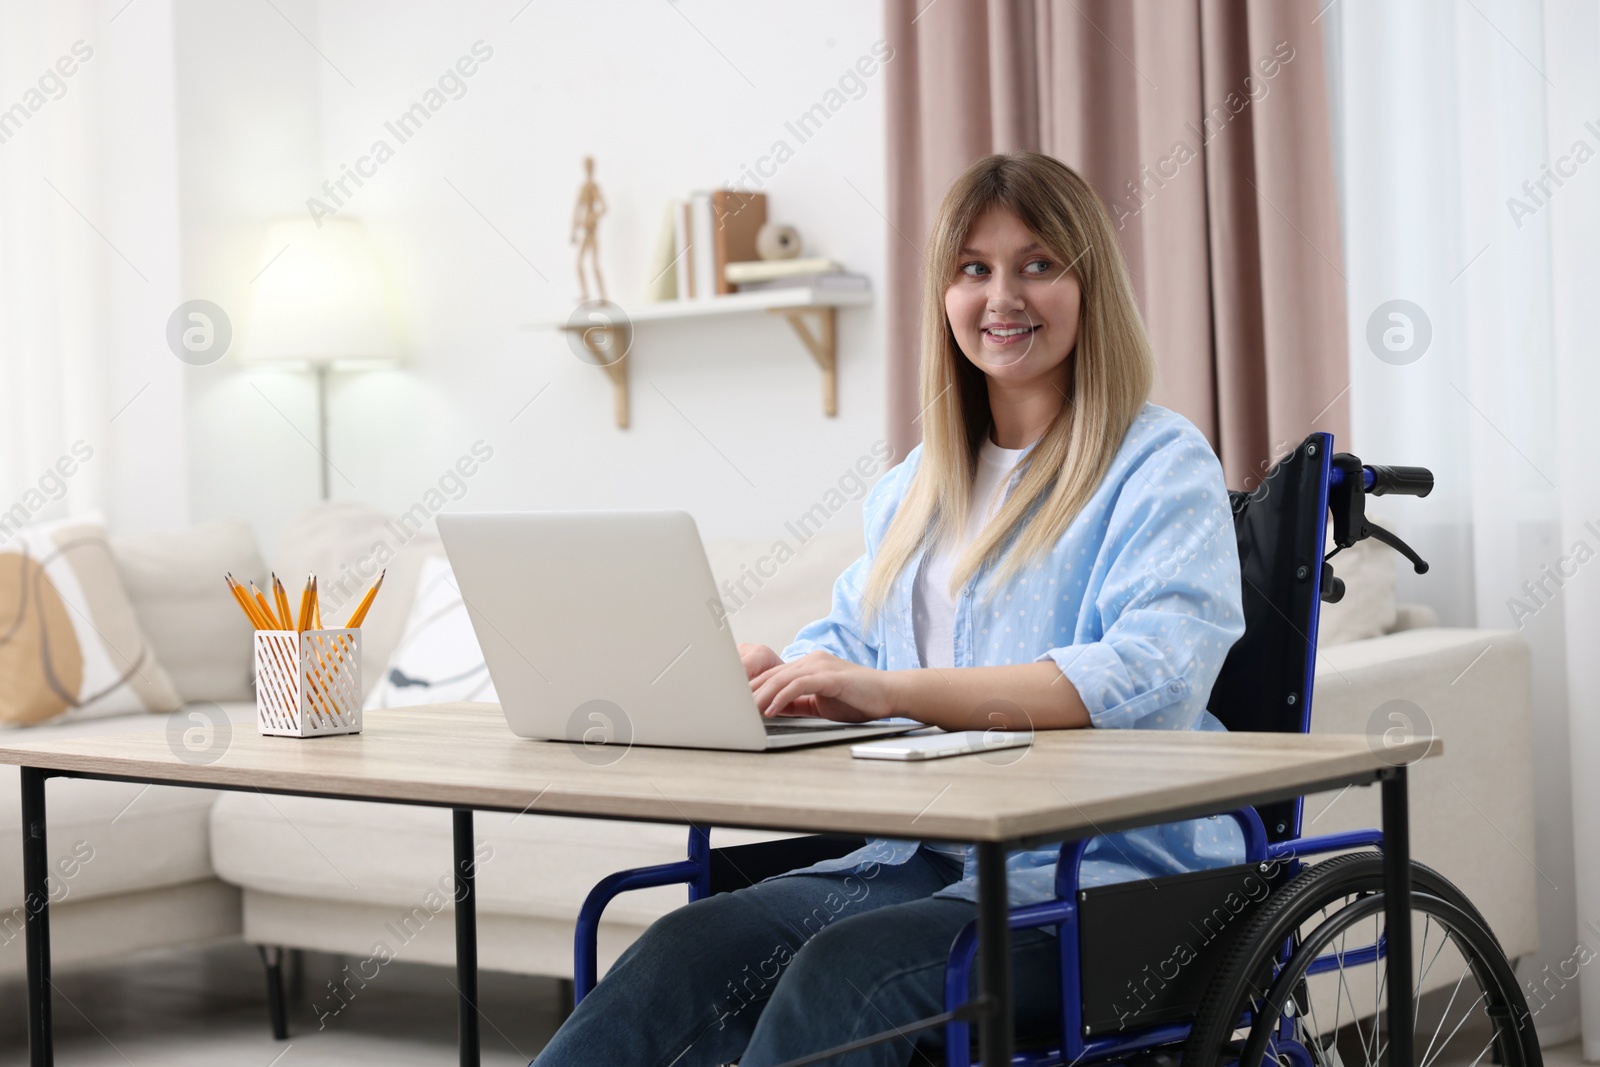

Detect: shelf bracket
560,323,631,428
769,306,837,417
556,303,842,427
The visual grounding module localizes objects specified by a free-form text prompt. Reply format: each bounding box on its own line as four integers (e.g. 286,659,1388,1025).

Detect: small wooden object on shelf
571,156,607,303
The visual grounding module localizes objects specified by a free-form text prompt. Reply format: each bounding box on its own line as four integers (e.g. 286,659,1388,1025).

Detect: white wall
177,0,890,560
174,0,328,549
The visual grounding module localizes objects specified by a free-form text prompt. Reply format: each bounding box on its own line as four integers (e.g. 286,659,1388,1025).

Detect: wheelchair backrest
1205,432,1333,843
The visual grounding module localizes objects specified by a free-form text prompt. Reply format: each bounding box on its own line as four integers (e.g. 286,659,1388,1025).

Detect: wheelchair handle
1326,462,1434,498
1324,452,1433,594
1366,463,1434,498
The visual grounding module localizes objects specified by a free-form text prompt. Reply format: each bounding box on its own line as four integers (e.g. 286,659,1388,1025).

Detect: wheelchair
572,431,1541,1067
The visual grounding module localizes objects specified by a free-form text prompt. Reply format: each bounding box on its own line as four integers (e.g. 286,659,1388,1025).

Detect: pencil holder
254,629,363,737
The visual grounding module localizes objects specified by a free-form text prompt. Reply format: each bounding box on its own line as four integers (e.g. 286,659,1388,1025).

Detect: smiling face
944,206,1082,398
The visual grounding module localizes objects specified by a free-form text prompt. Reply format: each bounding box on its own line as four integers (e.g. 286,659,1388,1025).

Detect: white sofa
0,506,1539,1022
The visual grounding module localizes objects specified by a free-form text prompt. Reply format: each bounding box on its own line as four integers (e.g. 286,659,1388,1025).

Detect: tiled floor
0,942,565,1065
0,941,1591,1066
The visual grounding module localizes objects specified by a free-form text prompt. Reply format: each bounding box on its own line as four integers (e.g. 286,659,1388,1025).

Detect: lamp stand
315,363,331,501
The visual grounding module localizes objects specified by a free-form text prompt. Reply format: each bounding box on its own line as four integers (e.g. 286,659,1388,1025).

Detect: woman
533,152,1247,1066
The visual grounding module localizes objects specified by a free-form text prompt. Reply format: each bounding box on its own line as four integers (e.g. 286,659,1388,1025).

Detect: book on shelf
664,190,770,300
690,190,715,300
723,257,844,284
645,203,678,301
673,200,695,299
711,190,765,294
734,271,870,293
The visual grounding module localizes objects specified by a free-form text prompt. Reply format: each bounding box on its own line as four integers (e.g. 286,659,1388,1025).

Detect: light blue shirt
775,401,1249,908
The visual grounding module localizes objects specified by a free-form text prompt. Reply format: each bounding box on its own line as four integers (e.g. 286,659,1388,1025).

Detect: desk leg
454,809,479,1067
976,841,1013,1066
22,767,53,1067
1381,768,1413,1067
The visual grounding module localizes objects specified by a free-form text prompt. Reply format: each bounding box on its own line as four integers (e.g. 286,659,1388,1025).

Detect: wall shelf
526,287,871,428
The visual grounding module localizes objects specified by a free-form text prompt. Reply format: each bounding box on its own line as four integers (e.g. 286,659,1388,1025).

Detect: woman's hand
736,643,784,682
749,650,900,723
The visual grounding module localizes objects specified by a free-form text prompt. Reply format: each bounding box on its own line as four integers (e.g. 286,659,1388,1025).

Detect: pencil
250,582,281,631
225,574,269,629
311,576,322,630
224,575,253,626
237,575,275,630
272,573,294,630
343,570,385,628
297,575,314,633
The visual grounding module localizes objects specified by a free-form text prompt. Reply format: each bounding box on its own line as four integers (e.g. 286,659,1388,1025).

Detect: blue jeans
533,846,1063,1066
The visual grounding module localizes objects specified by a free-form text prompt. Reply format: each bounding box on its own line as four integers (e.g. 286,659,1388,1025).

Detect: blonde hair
860,152,1156,632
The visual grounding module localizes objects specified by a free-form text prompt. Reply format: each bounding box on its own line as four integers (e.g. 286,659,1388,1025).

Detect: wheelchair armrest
574,829,867,1004
575,857,705,1003
574,826,714,1003
1267,827,1383,863
937,836,1092,1067
1054,806,1268,899
941,897,1080,1067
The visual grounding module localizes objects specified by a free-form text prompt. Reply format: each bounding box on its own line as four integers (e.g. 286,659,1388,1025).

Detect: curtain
1325,0,1600,1049
882,0,1349,486
0,0,188,537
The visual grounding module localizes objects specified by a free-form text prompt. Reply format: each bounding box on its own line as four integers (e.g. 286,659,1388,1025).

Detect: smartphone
851,730,1033,761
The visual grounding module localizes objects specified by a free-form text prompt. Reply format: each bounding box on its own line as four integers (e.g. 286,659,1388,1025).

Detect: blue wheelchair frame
572,432,1428,1065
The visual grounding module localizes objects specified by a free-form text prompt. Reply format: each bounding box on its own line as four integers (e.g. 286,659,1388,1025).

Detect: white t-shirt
912,433,1031,670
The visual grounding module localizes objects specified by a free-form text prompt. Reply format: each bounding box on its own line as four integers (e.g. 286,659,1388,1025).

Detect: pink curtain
883,0,1350,488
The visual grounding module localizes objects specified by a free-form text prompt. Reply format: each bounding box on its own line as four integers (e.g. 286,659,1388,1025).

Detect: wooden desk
0,705,1437,1067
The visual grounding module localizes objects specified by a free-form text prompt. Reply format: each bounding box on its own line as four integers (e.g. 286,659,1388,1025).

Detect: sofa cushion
0,515,183,724
1391,602,1440,631
703,529,865,654
272,502,445,698
0,706,242,911
210,791,798,927
111,518,266,703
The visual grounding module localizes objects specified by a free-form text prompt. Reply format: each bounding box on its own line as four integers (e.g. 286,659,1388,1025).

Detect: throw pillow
273,501,446,699
363,555,497,709
111,518,266,703
1316,510,1400,646
0,514,183,725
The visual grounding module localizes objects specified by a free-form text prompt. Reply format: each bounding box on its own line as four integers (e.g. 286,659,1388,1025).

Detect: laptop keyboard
763,721,836,736
764,720,888,736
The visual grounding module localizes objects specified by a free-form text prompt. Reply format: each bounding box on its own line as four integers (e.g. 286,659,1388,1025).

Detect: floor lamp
240,217,399,499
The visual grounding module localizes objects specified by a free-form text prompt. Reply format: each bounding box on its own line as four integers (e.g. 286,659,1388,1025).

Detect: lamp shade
240,217,399,366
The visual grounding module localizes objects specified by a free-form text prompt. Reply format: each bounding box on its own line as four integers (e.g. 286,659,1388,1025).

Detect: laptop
436,511,922,752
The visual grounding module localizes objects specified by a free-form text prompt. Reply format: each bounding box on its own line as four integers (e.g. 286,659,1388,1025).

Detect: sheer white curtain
0,0,188,535
1326,0,1600,1049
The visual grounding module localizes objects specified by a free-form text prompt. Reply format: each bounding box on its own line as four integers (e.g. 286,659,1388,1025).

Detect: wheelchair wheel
1183,852,1539,1067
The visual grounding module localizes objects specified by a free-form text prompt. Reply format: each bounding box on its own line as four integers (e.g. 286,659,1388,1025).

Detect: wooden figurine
571,155,608,302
